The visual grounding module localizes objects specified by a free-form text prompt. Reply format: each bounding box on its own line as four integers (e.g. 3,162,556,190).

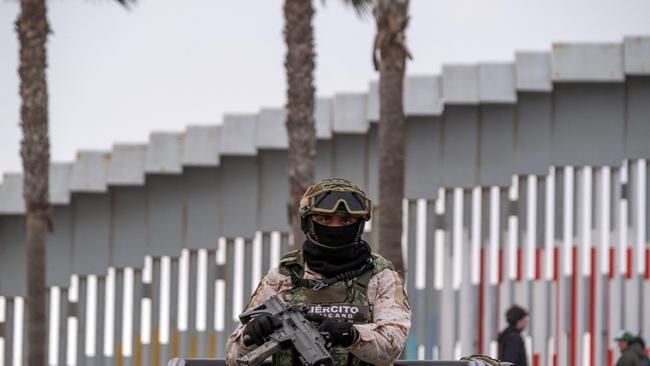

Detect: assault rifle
237,295,333,366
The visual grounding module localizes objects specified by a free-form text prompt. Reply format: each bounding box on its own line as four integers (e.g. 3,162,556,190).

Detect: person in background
498,305,529,366
615,331,649,366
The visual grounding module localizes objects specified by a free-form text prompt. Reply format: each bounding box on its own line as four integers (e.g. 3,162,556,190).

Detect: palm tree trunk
16,0,50,364
284,0,317,246
374,0,410,273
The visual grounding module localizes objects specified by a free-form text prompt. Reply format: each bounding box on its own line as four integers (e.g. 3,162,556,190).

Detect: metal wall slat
405,201,418,359
480,188,495,355
4,298,12,366
107,144,146,187
76,276,87,365
441,107,479,188
15,297,24,366
479,106,516,187
593,168,608,366
332,134,368,191
256,109,288,150
47,207,73,288
186,168,221,250
222,240,235,354
146,176,185,257
0,218,27,297
95,277,105,366
150,258,161,366
145,133,184,175
120,273,136,364
114,270,124,365
73,194,111,276
220,158,258,239
405,118,442,200
214,258,226,358
439,191,455,359
58,289,68,366
199,250,216,358
414,199,428,360
183,126,220,167
184,251,198,358
626,77,650,159
260,234,271,283
243,240,253,304
459,200,477,356
552,84,625,167
552,43,624,82
425,200,440,359
131,270,142,366
315,140,333,182
366,125,379,202
111,187,148,269
257,152,289,233
165,257,179,361
498,186,512,333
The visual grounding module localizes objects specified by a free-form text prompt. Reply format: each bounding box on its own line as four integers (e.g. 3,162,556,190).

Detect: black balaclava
303,220,371,278
312,220,359,246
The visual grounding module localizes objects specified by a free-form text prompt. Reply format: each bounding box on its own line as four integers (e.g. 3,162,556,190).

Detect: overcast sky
1,0,650,180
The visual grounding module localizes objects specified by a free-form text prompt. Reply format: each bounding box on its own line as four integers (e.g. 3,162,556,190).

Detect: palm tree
334,0,412,272
283,0,317,246
283,0,377,246
373,0,411,273
17,1,51,364
15,1,132,364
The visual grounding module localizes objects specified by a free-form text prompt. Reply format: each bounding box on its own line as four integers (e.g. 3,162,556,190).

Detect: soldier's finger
304,313,326,323
254,335,265,346
258,315,274,335
320,332,333,349
270,315,283,329
251,321,266,345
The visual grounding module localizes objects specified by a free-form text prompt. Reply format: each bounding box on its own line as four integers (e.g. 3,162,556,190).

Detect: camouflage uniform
225,254,411,366
226,178,411,366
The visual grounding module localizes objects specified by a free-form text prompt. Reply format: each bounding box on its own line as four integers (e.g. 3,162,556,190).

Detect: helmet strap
356,221,366,241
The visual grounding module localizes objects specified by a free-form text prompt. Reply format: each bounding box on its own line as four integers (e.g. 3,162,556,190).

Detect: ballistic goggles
306,191,370,217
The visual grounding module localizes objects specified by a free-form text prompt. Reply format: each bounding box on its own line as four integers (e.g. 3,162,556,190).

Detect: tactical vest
273,250,395,366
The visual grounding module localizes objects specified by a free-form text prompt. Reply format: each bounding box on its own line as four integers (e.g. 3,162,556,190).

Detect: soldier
226,178,411,366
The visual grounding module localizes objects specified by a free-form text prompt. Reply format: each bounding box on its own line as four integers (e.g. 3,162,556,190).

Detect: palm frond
113,0,136,9
342,0,374,18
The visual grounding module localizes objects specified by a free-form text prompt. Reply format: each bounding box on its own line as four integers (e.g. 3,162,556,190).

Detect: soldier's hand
318,320,359,348
242,314,283,346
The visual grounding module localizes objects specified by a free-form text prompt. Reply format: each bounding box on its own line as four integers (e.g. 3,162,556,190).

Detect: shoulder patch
280,249,302,266
279,249,304,276
392,271,410,311
279,249,300,263
370,253,395,273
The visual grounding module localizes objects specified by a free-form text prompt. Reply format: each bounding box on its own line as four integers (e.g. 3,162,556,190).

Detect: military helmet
299,178,372,242
299,178,372,220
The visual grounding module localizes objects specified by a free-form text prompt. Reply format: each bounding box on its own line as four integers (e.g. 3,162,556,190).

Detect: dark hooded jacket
616,341,648,366
498,325,528,366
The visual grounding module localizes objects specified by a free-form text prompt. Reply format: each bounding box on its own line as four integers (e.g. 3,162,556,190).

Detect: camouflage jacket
225,262,411,366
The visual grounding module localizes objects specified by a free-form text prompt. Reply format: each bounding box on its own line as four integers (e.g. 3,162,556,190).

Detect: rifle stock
236,340,282,366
